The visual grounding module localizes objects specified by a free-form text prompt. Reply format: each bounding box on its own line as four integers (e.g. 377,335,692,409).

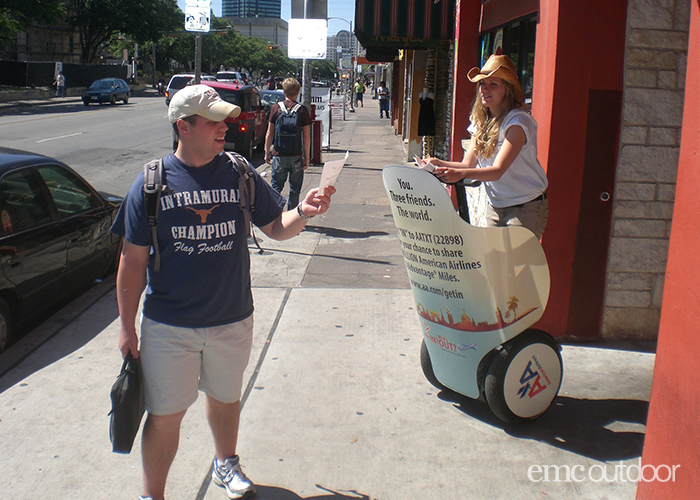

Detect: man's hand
303,158,309,170
259,186,336,241
119,327,139,359
300,186,336,217
264,151,272,164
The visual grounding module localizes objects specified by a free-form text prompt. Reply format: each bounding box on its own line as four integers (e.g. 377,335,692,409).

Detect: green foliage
157,13,303,78
68,0,181,63
0,0,65,38
311,59,337,80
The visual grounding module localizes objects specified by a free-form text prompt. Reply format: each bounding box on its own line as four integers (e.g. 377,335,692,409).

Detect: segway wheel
485,329,562,424
420,340,446,391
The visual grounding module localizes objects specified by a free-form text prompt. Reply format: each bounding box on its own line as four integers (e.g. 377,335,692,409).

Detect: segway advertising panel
383,166,562,423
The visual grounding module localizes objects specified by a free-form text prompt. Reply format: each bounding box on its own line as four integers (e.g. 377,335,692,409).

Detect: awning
364,47,400,63
355,0,456,50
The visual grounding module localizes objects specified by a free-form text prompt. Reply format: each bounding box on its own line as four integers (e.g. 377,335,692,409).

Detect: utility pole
301,0,312,111
328,17,354,112
195,32,202,84
152,42,157,87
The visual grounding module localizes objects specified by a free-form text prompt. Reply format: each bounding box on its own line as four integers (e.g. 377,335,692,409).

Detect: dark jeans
380,99,389,117
271,155,304,210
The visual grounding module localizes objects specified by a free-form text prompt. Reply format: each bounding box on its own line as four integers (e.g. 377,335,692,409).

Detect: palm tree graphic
505,296,519,322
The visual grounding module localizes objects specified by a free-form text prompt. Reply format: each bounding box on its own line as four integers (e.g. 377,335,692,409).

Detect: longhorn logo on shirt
186,205,220,223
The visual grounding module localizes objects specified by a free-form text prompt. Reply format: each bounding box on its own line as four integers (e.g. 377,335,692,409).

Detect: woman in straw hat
426,53,548,239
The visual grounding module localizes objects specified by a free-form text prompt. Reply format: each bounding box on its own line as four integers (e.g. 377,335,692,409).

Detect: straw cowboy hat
467,54,524,102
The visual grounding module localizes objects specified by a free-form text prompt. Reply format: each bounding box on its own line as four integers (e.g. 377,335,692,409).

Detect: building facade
355,0,692,342
326,30,357,69
222,0,281,19
225,16,289,50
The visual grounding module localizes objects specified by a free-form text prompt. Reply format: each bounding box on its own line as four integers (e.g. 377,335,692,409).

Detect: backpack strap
143,158,165,272
224,152,264,254
290,103,302,114
279,101,288,114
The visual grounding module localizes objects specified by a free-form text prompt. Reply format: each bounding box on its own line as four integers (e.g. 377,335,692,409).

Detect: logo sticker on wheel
503,343,562,419
517,357,552,399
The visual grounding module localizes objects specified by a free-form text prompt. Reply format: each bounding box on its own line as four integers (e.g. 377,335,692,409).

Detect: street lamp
328,17,355,112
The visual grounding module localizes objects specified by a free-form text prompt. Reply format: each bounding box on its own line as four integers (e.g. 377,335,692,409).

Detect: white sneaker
212,456,256,499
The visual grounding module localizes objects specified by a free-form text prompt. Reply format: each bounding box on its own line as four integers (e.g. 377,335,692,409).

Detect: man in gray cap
111,84,335,500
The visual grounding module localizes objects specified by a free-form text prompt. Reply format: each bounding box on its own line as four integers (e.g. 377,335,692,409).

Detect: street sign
288,19,327,59
185,5,210,32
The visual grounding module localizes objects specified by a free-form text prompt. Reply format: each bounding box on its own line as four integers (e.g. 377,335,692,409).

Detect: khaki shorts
485,197,549,240
139,315,254,416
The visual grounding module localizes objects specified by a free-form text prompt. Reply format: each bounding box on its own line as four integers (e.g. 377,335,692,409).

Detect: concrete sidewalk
0,99,655,500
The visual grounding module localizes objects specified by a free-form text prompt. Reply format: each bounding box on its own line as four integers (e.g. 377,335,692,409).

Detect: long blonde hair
469,79,524,159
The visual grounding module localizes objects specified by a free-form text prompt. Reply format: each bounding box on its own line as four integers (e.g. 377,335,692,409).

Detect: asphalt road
0,92,266,197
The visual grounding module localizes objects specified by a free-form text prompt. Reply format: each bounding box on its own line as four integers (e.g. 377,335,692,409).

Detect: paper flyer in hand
319,151,349,195
414,155,436,172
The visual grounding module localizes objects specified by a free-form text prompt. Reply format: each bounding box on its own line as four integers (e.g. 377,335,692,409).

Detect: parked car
216,71,245,85
165,73,217,106
172,82,267,160
259,89,285,109
259,89,286,136
82,78,131,106
0,147,123,352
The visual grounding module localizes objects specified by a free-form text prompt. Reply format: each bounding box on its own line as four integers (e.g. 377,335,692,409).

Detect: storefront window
479,16,537,105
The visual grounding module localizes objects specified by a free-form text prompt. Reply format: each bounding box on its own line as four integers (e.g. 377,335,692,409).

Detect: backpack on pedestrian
273,101,303,154
142,151,262,271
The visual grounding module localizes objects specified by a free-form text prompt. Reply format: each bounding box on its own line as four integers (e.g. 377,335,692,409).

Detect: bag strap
224,152,264,255
143,154,265,271
290,103,302,114
279,101,288,114
143,158,165,272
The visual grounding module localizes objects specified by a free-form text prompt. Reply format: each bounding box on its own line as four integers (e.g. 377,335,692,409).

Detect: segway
383,165,562,424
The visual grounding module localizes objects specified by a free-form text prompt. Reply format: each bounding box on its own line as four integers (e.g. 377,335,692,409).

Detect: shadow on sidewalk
438,390,647,462
306,225,389,239
0,281,119,393
254,484,372,500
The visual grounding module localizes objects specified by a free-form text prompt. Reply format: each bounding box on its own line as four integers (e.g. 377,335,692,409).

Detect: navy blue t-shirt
111,153,285,327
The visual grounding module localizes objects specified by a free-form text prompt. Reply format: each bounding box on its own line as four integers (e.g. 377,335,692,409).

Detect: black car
82,78,131,106
0,147,123,352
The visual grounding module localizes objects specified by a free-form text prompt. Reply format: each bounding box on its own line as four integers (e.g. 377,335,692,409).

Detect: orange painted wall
532,0,627,337
450,0,481,161
636,1,700,497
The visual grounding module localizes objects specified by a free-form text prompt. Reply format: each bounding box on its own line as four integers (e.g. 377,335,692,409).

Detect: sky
176,0,357,36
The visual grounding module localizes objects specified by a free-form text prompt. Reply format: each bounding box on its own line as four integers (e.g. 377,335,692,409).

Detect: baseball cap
168,84,241,123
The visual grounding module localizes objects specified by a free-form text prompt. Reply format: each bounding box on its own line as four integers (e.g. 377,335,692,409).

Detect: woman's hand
434,166,469,184
423,156,441,168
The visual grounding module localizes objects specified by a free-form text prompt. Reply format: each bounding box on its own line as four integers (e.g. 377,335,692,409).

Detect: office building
222,0,281,19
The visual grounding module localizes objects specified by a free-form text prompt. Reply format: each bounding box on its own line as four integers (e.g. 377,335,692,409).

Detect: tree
311,59,337,80
0,0,65,39
68,0,181,63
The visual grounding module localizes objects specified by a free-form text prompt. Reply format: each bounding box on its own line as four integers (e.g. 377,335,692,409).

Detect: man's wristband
297,203,313,220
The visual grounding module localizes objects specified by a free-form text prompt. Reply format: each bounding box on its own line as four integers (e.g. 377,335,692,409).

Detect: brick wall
602,0,690,338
